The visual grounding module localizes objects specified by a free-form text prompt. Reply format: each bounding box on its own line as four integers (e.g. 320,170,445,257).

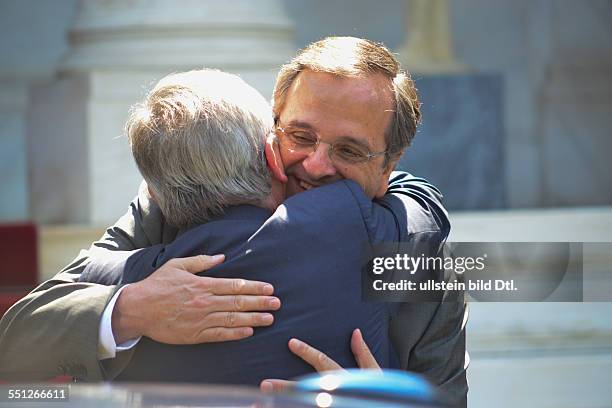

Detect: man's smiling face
276,70,396,199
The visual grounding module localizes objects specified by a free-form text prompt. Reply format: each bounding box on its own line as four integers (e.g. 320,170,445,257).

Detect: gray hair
126,69,273,229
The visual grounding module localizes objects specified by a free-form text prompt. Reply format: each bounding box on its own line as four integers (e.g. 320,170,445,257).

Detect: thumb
167,254,225,274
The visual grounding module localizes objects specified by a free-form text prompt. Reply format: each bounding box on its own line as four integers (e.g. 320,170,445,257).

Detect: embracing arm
0,272,118,381
373,172,468,406
283,172,468,405
0,182,277,381
0,182,160,381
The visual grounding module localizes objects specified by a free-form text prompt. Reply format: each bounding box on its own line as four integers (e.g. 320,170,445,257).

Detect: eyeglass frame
273,123,388,165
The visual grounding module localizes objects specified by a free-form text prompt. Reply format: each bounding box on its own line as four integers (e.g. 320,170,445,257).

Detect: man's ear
265,133,288,183
147,184,157,202
374,157,399,198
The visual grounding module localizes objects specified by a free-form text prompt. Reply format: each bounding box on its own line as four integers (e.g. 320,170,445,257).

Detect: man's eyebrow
284,120,316,131
285,120,374,151
334,136,373,151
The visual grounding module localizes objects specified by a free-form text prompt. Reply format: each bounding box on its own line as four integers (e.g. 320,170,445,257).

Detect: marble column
29,0,295,225
396,0,464,74
0,0,76,223
0,79,29,221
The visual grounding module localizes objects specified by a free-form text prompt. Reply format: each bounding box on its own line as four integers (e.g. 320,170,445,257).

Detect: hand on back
112,254,281,345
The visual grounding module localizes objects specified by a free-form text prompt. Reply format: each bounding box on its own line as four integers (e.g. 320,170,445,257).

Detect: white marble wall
0,81,28,221
0,0,76,221
451,208,612,408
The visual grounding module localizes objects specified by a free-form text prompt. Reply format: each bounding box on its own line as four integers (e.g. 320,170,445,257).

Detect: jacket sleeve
347,171,468,407
0,181,173,381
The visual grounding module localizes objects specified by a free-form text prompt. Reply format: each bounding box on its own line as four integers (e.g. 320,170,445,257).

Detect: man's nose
302,143,338,179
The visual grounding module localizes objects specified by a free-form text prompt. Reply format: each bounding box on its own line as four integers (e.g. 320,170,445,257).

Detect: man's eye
335,145,367,161
290,131,316,145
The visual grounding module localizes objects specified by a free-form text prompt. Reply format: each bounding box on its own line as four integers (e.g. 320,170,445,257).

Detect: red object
0,223,38,288
48,375,73,383
0,224,70,382
0,289,30,317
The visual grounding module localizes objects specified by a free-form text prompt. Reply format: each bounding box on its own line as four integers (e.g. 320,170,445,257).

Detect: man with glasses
260,39,466,403
0,37,467,406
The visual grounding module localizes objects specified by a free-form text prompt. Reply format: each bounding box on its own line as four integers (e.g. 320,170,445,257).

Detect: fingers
209,277,276,296
163,257,276,297
260,379,294,393
351,329,381,370
265,133,288,183
195,326,254,343
288,338,343,372
167,254,225,274
212,294,281,313
206,311,274,328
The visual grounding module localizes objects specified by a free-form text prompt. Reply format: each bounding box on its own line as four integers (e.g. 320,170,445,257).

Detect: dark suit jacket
0,172,467,405
84,180,401,384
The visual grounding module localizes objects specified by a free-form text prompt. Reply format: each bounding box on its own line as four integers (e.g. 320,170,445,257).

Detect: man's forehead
279,70,393,148
292,70,394,106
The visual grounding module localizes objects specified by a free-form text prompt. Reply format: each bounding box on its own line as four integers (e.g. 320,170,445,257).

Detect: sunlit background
1,1,611,406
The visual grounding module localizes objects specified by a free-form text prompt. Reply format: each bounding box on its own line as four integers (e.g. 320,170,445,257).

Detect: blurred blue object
294,369,449,407
0,376,449,408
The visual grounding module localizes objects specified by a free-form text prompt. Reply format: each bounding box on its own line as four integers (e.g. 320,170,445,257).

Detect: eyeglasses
275,125,387,165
